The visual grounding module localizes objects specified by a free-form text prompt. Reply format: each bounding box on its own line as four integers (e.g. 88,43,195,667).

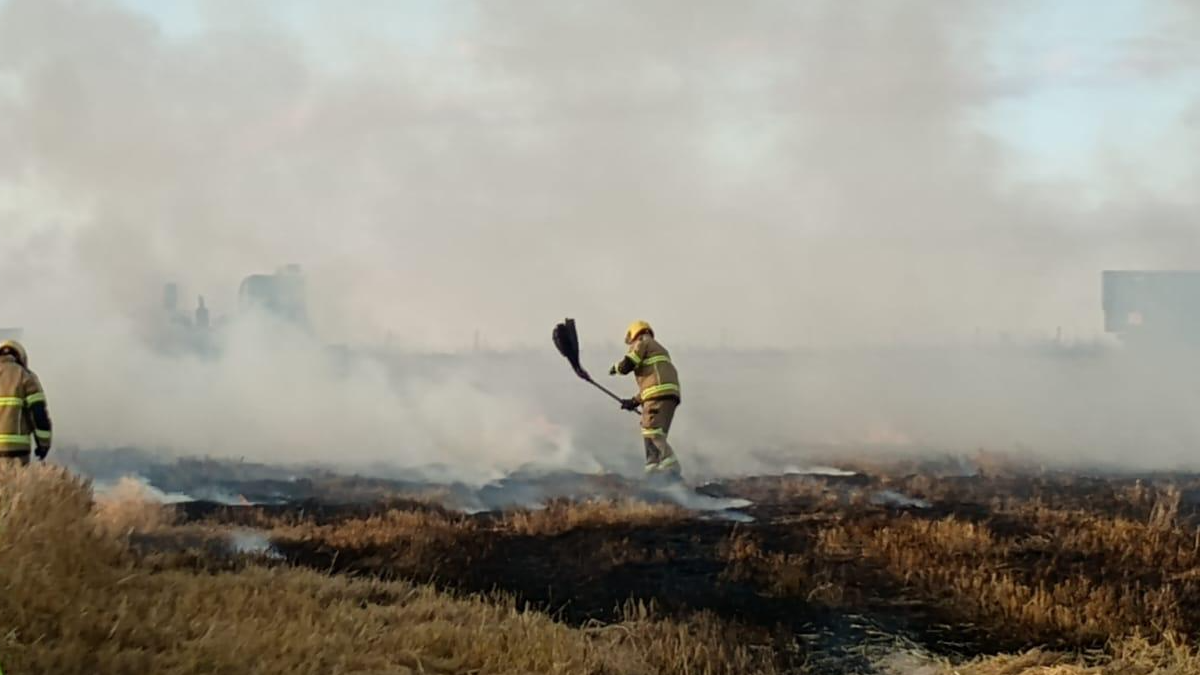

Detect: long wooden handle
583,375,640,412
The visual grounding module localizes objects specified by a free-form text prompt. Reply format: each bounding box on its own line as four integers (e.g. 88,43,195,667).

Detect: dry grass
0,465,774,675
857,510,1199,644
1034,508,1200,574
271,507,473,548
267,497,685,545
260,497,688,586
933,635,1200,675
718,484,1200,656
92,475,180,537
608,600,778,674
35,460,1200,672
720,529,855,605
502,498,686,536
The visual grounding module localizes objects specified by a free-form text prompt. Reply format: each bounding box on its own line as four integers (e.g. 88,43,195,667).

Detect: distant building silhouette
238,264,310,330
1103,270,1200,346
195,296,210,329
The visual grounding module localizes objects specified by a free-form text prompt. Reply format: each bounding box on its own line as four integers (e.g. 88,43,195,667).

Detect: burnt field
95,456,1200,674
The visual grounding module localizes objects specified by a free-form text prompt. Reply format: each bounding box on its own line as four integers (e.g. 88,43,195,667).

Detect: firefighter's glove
34,446,49,461
619,398,639,411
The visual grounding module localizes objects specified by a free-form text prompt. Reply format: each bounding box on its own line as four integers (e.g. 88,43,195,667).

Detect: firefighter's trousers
640,397,681,475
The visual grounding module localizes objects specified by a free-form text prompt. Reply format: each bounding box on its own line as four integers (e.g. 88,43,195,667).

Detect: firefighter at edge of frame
0,341,52,466
609,320,683,478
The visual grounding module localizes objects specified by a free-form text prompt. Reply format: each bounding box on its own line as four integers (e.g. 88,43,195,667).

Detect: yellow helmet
624,320,653,345
0,340,27,368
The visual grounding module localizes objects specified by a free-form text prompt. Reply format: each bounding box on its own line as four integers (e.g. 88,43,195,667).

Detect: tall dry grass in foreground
927,636,1200,675
12,463,1200,674
0,464,774,675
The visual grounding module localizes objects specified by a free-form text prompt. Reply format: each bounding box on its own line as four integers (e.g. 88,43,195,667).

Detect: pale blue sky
980,0,1199,194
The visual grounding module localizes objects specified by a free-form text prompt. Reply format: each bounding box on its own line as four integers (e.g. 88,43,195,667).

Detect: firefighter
609,321,682,477
0,341,52,465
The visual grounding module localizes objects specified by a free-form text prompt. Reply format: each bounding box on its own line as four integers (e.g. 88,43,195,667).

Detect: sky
101,0,1198,202
979,0,1200,197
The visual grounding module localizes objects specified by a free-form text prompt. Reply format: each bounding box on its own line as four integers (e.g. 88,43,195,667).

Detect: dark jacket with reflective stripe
614,335,681,404
0,355,52,455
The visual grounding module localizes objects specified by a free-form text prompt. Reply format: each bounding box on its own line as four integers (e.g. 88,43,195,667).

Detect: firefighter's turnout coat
0,355,52,459
613,334,681,404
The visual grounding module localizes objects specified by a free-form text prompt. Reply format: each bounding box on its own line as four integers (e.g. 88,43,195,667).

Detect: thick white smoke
0,0,1198,478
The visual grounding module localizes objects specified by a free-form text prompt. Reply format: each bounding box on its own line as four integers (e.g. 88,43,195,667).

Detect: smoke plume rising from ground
1,0,1199,479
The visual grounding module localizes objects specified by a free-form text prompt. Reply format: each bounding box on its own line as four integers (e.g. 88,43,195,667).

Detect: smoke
1,0,1199,477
